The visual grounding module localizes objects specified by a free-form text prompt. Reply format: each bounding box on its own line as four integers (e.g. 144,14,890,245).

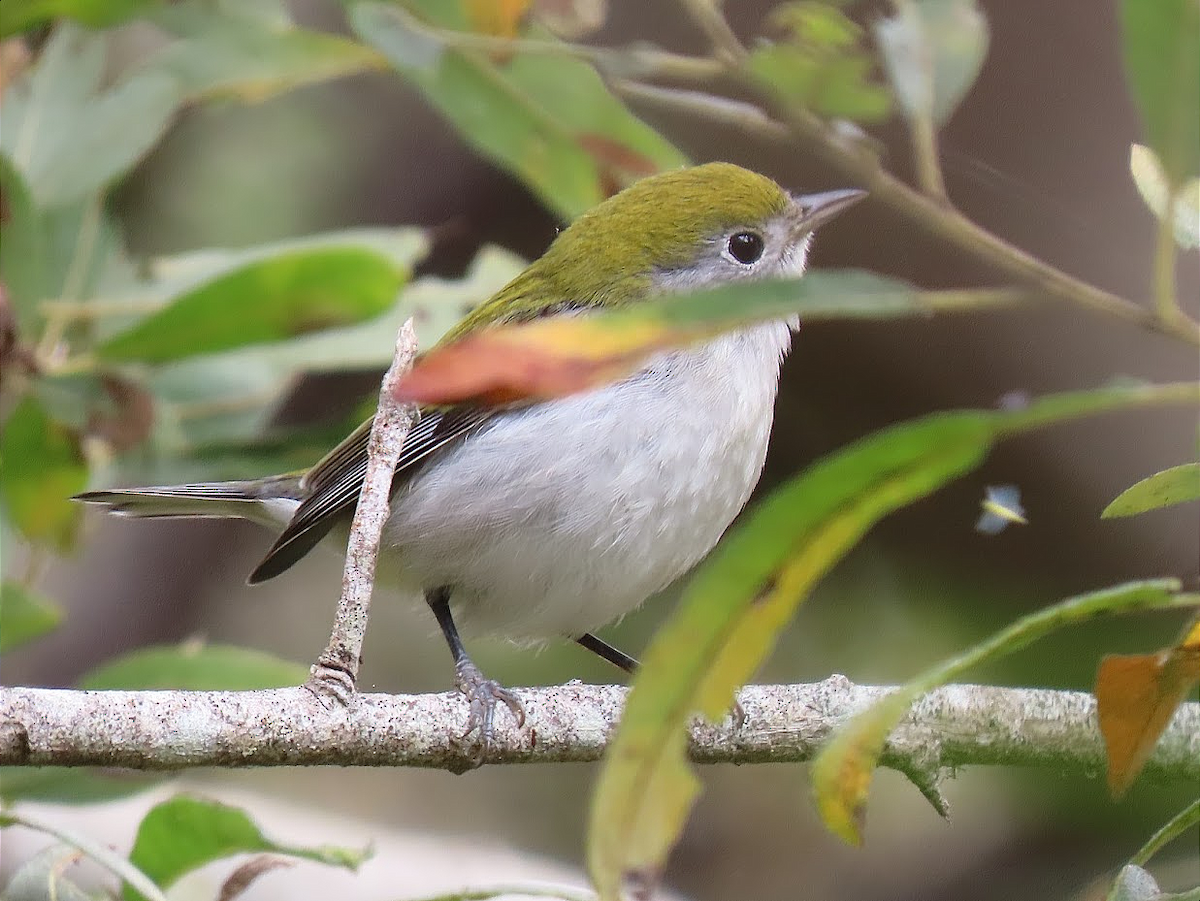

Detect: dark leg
576,632,639,674
427,587,525,755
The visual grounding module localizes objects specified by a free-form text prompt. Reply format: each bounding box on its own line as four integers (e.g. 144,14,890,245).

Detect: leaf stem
675,0,747,64
910,116,948,200
1153,190,1183,325
1127,797,1200,869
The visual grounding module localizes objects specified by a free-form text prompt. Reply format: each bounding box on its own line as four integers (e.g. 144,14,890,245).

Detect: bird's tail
74,474,304,530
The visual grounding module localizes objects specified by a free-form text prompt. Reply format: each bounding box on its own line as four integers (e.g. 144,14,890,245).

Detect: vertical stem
676,0,746,64
911,117,948,201
308,319,419,703
1153,192,1181,324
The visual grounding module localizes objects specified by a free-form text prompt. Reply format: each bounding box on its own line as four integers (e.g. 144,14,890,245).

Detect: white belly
379,320,792,640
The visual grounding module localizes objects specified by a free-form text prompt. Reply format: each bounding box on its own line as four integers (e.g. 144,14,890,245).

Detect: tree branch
2,680,1196,788
610,80,1200,345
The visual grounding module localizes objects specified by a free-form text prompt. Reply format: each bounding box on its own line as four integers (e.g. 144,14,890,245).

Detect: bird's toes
453,659,526,763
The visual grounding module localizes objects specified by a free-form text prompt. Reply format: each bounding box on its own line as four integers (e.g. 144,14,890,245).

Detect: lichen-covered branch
307,319,418,701
2,679,1196,787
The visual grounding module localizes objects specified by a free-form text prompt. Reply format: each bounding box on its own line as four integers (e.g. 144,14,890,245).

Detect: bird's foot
454,658,526,763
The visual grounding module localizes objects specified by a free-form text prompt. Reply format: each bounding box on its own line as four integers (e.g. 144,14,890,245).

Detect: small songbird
77,163,865,742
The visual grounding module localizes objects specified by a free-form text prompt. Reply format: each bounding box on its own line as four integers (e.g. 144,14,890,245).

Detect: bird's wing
249,266,589,584
247,405,492,583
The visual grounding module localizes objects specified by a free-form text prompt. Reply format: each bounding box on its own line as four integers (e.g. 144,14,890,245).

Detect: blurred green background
2,0,1197,899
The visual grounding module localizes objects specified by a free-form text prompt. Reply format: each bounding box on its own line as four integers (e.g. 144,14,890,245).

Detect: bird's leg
427,587,525,757
576,632,639,674
577,631,746,726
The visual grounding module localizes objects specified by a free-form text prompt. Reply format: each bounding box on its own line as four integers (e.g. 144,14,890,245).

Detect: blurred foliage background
1,0,1197,899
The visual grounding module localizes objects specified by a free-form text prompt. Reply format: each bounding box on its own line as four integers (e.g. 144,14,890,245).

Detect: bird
76,162,866,746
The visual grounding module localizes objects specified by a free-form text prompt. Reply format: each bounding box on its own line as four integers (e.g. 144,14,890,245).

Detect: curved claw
454,659,526,762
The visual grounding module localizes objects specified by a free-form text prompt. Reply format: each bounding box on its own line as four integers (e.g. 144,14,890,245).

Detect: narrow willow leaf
810,579,1186,844
587,412,995,898
79,642,311,690
587,380,1200,893
1102,463,1200,518
1120,0,1200,184
126,794,368,901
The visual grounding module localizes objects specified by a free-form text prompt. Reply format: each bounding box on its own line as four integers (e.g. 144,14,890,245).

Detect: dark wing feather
247,407,492,584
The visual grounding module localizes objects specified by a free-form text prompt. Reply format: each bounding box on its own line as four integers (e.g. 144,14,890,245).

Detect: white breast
380,320,792,640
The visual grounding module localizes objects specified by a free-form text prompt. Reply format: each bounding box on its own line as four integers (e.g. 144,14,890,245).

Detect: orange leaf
392,316,691,405
1095,618,1200,797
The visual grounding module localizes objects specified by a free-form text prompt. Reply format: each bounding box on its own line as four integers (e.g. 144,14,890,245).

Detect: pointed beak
792,188,868,236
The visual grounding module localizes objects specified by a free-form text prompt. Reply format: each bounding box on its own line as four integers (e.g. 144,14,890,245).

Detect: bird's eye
727,231,764,265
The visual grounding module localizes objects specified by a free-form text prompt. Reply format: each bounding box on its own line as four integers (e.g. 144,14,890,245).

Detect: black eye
727,231,764,265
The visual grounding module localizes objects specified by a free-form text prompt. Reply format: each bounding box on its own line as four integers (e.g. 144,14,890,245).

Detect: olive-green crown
442,163,790,344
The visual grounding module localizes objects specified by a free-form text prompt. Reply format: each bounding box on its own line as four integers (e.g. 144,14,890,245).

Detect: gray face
650,198,813,293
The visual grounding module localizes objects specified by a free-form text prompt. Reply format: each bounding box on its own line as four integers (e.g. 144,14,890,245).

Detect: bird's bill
791,188,868,236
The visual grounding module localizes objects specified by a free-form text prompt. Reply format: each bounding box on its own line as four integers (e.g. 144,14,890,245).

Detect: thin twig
2,681,1196,787
307,319,419,703
1153,192,1182,325
675,0,747,64
620,79,1200,344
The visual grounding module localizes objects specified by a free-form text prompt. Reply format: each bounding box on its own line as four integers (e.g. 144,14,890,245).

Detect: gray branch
308,318,419,701
2,679,1196,787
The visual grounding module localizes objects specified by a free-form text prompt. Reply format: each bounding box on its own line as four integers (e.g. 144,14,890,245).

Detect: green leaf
747,44,891,123
810,579,1188,844
1120,0,1200,185
126,794,368,901
874,0,989,126
142,2,385,103
0,766,163,805
0,24,180,208
588,411,996,899
747,3,892,123
0,396,87,551
1102,463,1200,518
0,581,63,652
75,229,426,456
79,642,310,690
0,844,93,901
1129,144,1200,249
98,247,408,363
0,0,159,38
17,195,131,328
350,2,687,219
0,154,45,327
